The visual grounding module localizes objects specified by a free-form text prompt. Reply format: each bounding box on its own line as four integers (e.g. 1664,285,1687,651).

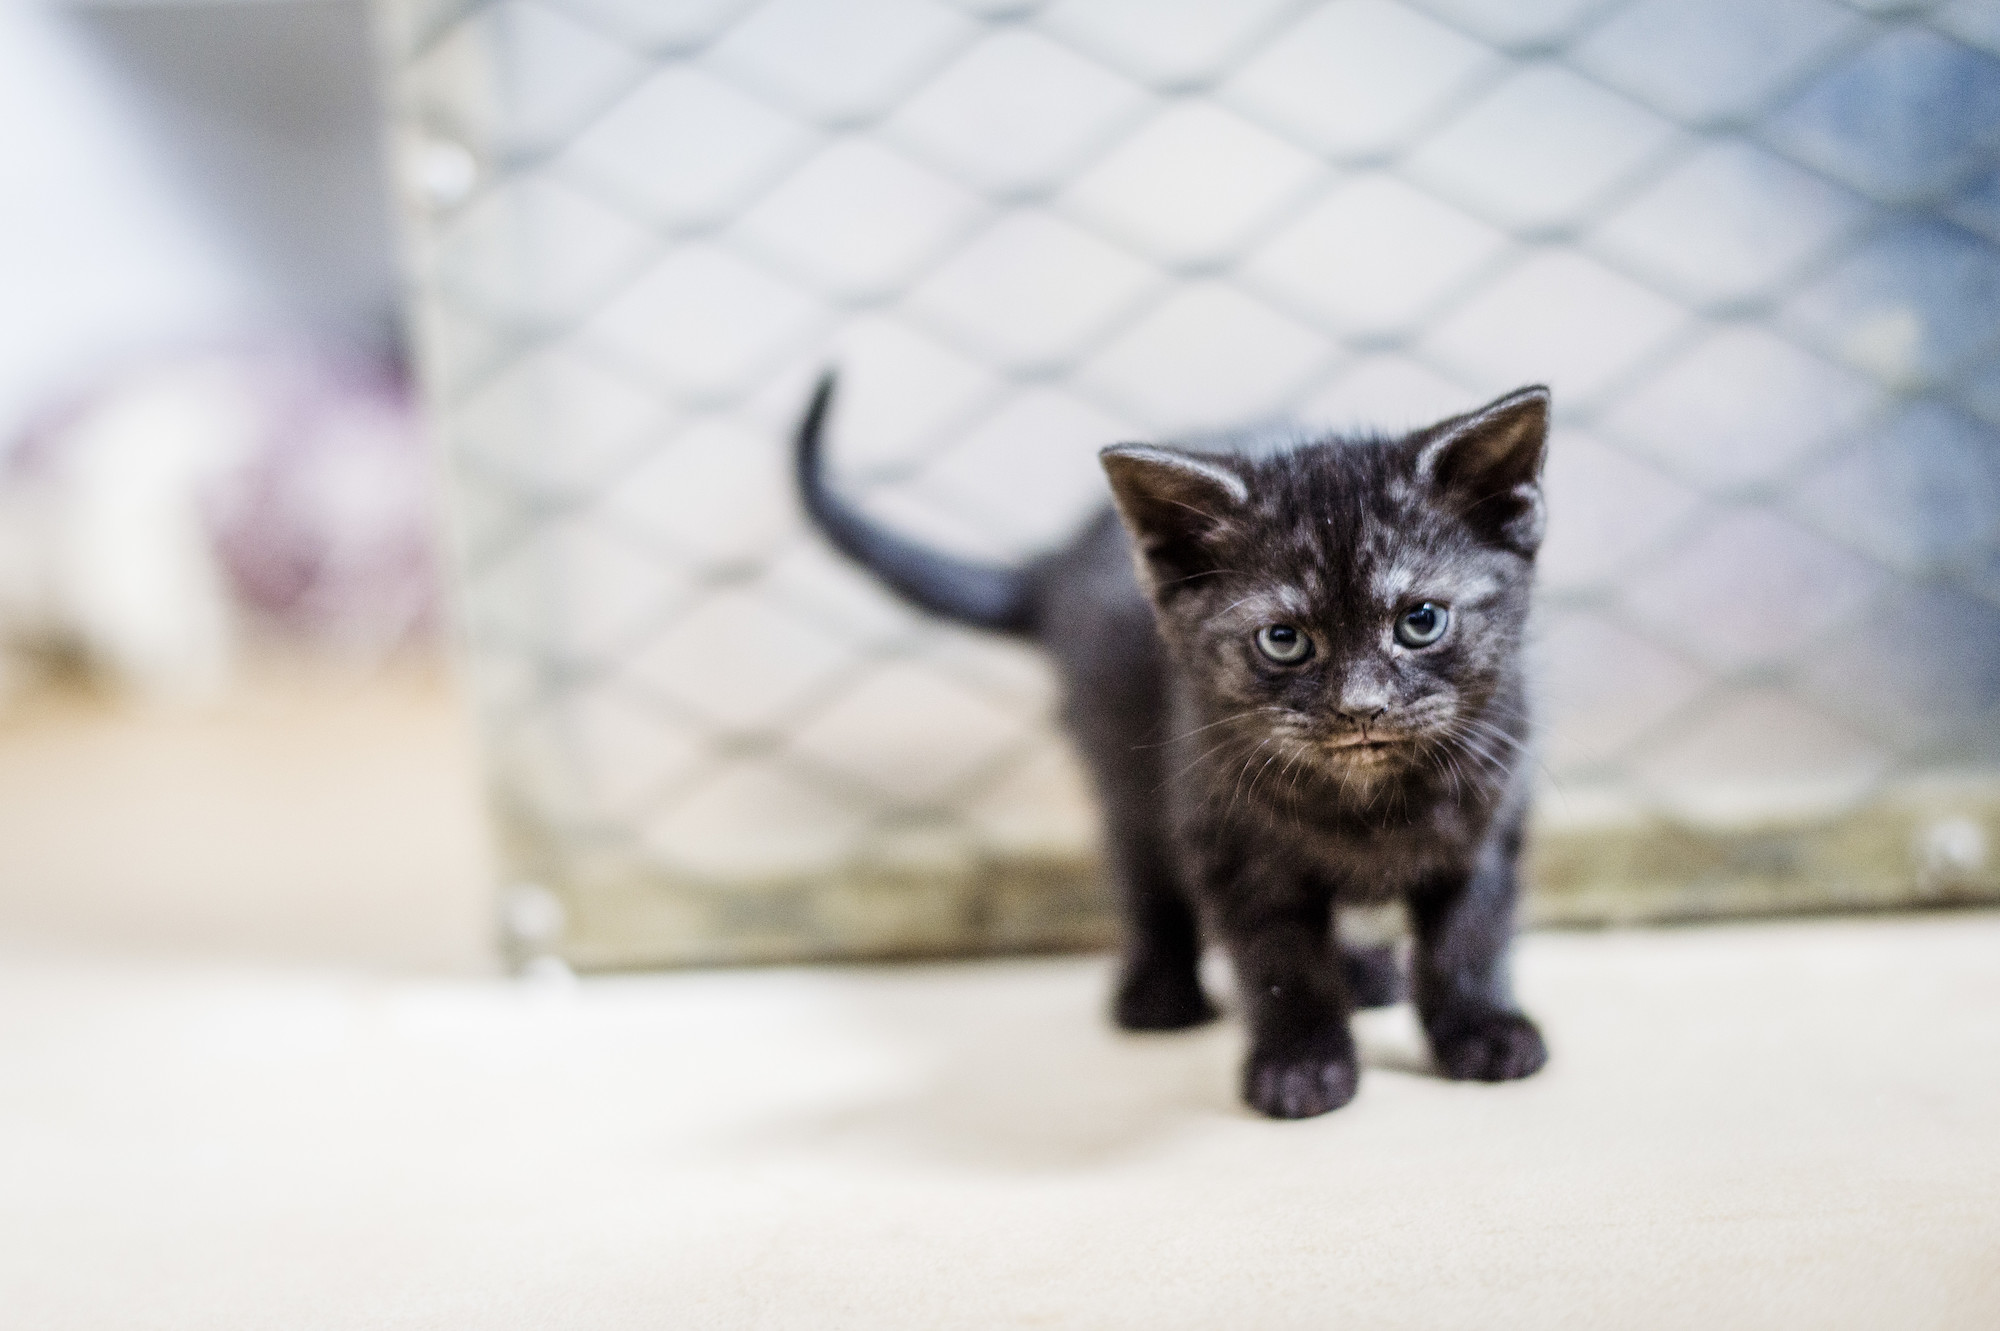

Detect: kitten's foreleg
1218,890,1357,1118
1408,835,1547,1083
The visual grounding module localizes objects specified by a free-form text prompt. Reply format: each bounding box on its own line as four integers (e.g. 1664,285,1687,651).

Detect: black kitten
796,376,1551,1119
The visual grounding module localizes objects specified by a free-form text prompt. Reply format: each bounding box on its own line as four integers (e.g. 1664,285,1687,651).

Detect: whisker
1449,732,1512,781
1157,731,1255,794
1223,737,1275,827
1431,740,1467,803
1449,725,1507,766
1455,710,1566,794
1132,706,1286,750
1457,714,1533,755
1245,745,1283,806
1157,568,1240,587
1278,741,1306,799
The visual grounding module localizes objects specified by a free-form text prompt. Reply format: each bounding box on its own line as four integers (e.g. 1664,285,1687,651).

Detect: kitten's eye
1254,624,1313,665
1395,602,1450,648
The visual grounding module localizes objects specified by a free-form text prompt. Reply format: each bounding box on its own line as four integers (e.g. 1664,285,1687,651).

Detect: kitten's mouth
1322,734,1408,757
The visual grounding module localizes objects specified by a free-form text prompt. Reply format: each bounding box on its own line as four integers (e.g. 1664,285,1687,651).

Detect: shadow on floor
738,957,1443,1173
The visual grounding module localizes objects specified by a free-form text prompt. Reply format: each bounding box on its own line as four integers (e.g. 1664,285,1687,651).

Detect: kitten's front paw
1243,1033,1359,1119
1113,959,1217,1032
1426,1010,1547,1082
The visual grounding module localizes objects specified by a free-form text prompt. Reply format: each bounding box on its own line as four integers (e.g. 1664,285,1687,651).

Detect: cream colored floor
2,680,1998,1329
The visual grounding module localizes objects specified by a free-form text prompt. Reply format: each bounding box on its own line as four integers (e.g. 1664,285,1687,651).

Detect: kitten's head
1100,386,1549,783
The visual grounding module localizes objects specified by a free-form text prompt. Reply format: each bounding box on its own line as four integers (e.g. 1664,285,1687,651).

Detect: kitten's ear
1099,445,1248,591
1415,385,1550,555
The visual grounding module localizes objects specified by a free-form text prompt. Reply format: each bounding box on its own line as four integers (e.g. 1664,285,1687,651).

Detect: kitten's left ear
1415,385,1550,555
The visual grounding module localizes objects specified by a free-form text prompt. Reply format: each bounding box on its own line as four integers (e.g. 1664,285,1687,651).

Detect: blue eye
1254,624,1313,665
1395,602,1449,648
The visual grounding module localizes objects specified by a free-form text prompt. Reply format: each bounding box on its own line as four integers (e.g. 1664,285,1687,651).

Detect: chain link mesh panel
378,0,2000,967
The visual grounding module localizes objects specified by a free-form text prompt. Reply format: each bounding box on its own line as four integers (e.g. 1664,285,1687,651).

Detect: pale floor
2,679,1997,1329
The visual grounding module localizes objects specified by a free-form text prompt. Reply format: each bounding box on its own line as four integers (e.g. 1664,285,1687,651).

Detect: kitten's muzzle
1322,706,1403,749
1320,731,1409,756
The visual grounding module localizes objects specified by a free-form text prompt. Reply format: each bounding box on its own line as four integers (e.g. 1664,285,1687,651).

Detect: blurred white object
0,347,438,702
1917,816,1989,893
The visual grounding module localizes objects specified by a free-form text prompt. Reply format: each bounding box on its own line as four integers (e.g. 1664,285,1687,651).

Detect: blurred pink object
202,349,439,651
1,345,441,698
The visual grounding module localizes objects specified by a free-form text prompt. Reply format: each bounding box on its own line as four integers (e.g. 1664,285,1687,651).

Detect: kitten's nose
1335,680,1391,722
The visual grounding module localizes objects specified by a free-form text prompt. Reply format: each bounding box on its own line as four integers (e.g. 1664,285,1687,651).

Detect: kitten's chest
1206,780,1489,902
1296,803,1476,899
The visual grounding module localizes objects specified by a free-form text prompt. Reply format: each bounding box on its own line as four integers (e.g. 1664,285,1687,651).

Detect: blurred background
2,0,1997,975
0,0,488,971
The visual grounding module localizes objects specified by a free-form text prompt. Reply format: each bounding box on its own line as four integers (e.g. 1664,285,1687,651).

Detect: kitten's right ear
1100,445,1248,591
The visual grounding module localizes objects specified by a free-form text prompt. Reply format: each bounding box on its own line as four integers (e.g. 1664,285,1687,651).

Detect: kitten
796,376,1550,1118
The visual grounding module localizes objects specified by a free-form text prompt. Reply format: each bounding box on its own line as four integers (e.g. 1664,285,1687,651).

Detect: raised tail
794,372,1035,635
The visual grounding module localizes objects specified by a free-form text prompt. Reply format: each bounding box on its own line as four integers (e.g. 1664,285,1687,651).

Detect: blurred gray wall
0,0,399,440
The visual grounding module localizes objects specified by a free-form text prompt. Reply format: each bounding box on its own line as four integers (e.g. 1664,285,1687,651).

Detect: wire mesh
377,0,2000,966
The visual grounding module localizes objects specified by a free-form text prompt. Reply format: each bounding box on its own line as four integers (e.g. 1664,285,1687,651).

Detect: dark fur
795,374,1552,1118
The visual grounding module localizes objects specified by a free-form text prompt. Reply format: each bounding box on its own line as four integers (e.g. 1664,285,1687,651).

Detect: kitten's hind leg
1333,903,1406,1008
1105,803,1216,1032
1084,744,1213,1031
1340,942,1404,1009
1051,586,1213,1031
1064,660,1215,1031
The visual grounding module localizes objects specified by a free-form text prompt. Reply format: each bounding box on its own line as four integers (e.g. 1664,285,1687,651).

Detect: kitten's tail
794,372,1035,636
